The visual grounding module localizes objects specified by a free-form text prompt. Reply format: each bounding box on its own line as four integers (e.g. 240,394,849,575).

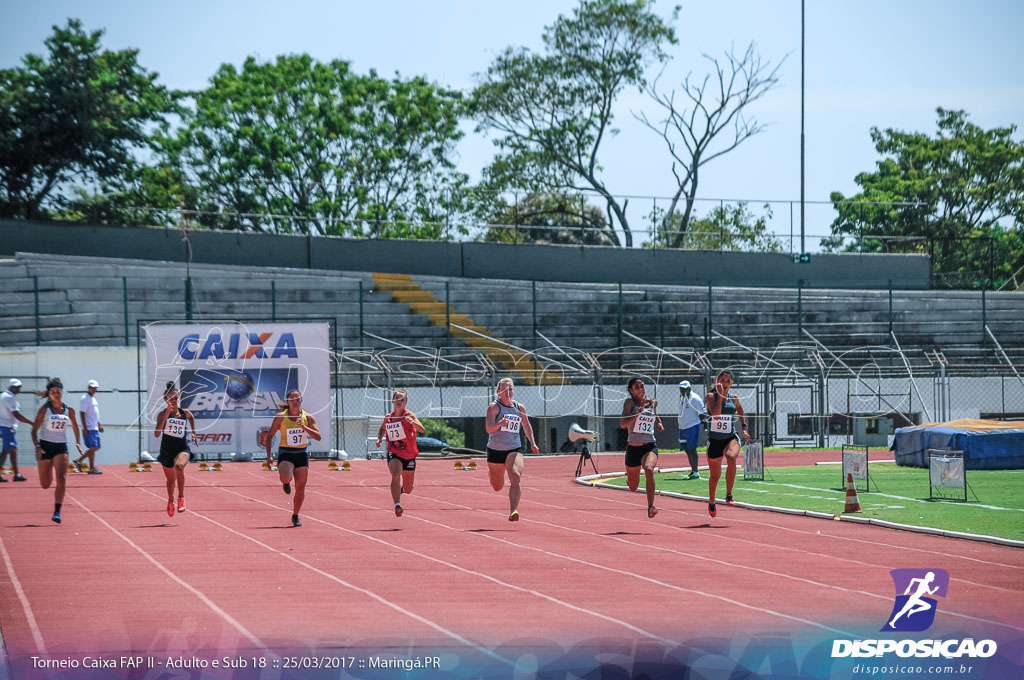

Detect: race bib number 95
711,415,732,434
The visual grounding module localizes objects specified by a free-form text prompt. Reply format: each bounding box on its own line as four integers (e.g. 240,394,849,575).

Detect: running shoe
13,473,26,482
73,461,83,473
177,497,187,513
648,505,659,518
51,512,61,524
708,501,717,518
87,469,103,475
0,477,7,482
395,504,403,517
685,471,700,480
726,494,735,507
508,510,520,522
167,501,175,517
291,514,302,527
283,482,291,495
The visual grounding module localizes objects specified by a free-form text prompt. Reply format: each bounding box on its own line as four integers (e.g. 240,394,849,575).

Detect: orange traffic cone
844,472,863,513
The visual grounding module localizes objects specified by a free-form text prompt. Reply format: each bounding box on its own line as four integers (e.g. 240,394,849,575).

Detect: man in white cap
75,379,104,474
677,380,707,480
0,379,34,482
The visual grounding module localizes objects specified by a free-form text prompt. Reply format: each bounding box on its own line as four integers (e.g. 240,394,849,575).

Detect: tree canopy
826,109,1024,288
0,19,177,220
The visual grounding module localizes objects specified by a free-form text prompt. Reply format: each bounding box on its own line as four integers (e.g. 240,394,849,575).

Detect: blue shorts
679,424,701,450
84,430,101,449
0,426,16,451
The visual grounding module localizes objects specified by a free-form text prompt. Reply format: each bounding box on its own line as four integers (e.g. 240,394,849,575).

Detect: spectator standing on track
31,378,83,524
0,378,34,482
265,389,321,527
376,389,424,517
704,370,750,518
485,378,539,522
620,377,664,518
154,381,198,518
75,379,104,474
677,380,707,480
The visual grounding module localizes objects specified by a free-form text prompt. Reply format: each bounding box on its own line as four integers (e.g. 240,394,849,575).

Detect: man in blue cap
677,380,707,480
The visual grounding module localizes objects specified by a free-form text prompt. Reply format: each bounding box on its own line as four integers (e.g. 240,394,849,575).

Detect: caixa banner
144,322,331,455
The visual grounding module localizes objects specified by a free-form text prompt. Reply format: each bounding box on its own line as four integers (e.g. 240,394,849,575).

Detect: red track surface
1,450,1022,675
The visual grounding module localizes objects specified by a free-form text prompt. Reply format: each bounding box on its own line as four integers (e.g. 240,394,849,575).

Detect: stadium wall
0,219,931,289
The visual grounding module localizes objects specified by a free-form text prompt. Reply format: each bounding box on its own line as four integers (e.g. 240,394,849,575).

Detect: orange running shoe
708,501,717,518
167,501,175,517
508,510,520,522
177,497,187,513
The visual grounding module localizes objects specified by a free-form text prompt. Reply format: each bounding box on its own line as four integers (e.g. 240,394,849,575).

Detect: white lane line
295,478,857,639
538,485,1024,593
128,484,517,668
555,477,1024,570
214,480,679,648
0,534,47,655
67,495,271,654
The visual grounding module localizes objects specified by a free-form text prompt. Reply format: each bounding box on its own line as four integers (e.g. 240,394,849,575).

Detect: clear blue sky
3,1,1022,248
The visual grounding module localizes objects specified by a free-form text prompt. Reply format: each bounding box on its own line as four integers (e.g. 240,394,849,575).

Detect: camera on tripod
570,423,599,476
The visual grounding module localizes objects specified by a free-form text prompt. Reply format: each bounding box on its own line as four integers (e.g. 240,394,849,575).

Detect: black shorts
159,449,193,469
277,449,309,468
387,453,417,471
625,442,657,468
486,447,521,465
38,440,68,460
706,436,739,460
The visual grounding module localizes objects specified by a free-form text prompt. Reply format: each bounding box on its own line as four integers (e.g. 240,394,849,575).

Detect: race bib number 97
286,427,308,447
165,418,187,438
385,421,406,442
502,413,522,434
711,415,732,434
633,413,655,434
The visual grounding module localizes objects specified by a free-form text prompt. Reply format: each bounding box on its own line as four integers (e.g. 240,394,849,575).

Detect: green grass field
605,463,1024,542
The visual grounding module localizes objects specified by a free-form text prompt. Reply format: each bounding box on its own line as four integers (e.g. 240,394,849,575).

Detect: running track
1,451,1022,678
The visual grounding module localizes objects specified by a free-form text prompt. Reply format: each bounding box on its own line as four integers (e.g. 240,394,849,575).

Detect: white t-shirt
80,393,100,430
678,392,707,430
0,390,20,430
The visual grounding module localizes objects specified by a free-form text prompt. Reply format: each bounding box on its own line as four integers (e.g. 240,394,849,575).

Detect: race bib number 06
502,413,522,433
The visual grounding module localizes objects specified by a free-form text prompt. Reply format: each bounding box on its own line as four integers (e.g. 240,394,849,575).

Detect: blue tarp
892,426,1024,469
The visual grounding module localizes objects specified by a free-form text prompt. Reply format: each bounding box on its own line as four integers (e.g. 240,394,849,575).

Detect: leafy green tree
472,0,678,247
420,418,465,448
826,109,1024,289
648,201,782,251
170,55,469,237
0,19,178,220
484,192,615,245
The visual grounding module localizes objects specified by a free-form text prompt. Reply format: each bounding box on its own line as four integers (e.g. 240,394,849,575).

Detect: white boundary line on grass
577,468,1024,550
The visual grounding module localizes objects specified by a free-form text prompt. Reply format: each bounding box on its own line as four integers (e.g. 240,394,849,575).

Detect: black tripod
574,441,598,477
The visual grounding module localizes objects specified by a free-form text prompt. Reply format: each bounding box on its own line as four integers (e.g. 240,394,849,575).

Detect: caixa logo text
178,332,298,360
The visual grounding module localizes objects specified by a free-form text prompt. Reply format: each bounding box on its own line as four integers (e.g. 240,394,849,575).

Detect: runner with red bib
376,389,425,517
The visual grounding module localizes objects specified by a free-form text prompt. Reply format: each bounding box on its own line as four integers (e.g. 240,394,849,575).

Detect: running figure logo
881,568,950,632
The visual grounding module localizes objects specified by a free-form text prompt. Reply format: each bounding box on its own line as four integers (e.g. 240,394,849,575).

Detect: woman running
375,389,424,517
704,370,750,517
484,378,539,522
31,378,83,524
264,389,321,527
620,377,664,518
154,381,198,517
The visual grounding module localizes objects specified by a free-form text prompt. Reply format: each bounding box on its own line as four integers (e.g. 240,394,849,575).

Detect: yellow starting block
262,461,278,471
199,461,208,471
454,461,463,470
468,460,477,470
129,461,152,472
67,463,77,472
213,462,222,471
328,461,337,470
1,466,11,475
